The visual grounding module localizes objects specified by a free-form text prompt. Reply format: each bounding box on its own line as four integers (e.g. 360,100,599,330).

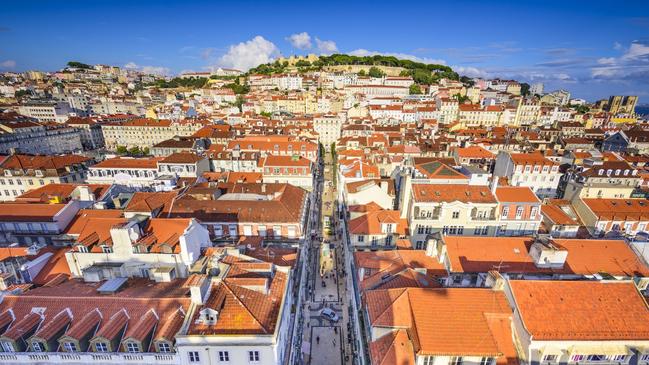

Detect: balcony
0,352,177,364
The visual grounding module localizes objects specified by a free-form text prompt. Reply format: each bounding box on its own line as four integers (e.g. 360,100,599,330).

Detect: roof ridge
223,281,269,333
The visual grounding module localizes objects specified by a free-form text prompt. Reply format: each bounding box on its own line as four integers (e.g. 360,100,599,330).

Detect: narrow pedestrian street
296,148,354,365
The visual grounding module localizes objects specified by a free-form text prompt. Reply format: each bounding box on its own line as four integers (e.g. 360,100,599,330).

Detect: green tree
358,69,366,77
14,90,32,99
520,82,531,96
409,84,423,94
235,95,246,112
142,147,150,156
116,146,128,155
67,61,92,69
260,111,272,118
368,66,385,78
128,146,141,156
295,60,311,67
460,76,475,87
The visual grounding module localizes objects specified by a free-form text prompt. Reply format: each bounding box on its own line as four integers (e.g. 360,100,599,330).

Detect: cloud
124,62,170,75
613,42,624,51
0,60,16,69
453,66,490,78
315,38,338,54
590,40,649,82
348,49,446,65
535,58,590,67
217,36,280,71
286,32,312,50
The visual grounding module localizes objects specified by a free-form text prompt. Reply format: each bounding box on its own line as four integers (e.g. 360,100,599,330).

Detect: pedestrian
316,336,320,344
333,338,336,347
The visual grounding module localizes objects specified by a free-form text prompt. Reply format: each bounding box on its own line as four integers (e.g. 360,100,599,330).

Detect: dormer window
198,308,218,325
157,342,171,353
615,169,621,176
94,342,108,352
35,170,43,177
3,170,11,177
125,342,140,353
31,341,44,352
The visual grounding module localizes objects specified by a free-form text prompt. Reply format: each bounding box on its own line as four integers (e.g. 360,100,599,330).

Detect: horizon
1,0,649,101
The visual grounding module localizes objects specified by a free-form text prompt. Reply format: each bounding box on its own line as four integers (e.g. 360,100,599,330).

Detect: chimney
529,236,568,269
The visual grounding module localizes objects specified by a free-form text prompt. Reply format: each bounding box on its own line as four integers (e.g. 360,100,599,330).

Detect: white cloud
452,66,490,78
0,60,16,69
218,36,280,71
590,40,649,81
123,62,170,75
349,49,446,65
286,32,312,50
316,38,338,54
597,57,616,65
622,41,649,60
613,42,624,51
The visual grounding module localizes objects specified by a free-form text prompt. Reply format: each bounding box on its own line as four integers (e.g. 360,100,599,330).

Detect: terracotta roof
160,152,203,164
346,179,395,196
443,236,649,277
541,200,581,226
414,161,467,180
0,154,91,173
0,202,67,222
125,191,178,214
495,187,540,203
348,210,408,235
412,184,496,203
509,152,556,166
92,157,162,169
169,183,307,223
582,198,649,221
509,280,649,340
355,250,445,292
370,329,415,365
187,268,287,335
16,183,111,203
365,287,514,357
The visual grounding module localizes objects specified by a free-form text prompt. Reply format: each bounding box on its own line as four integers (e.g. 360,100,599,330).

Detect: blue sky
1,0,649,101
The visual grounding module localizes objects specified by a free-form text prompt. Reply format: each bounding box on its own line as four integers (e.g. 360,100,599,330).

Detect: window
422,356,435,365
126,342,140,353
542,355,557,362
640,354,649,362
101,246,112,253
63,342,77,352
501,206,509,218
515,206,524,219
587,355,606,362
219,351,230,362
158,342,171,353
449,356,462,365
32,341,43,352
188,351,200,362
609,355,626,362
530,207,538,218
1,341,14,352
95,342,108,352
452,211,460,219
357,235,364,242
571,355,584,362
248,350,260,363
480,358,493,365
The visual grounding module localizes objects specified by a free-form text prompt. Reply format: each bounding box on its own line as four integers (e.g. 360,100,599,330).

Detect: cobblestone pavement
297,149,353,365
